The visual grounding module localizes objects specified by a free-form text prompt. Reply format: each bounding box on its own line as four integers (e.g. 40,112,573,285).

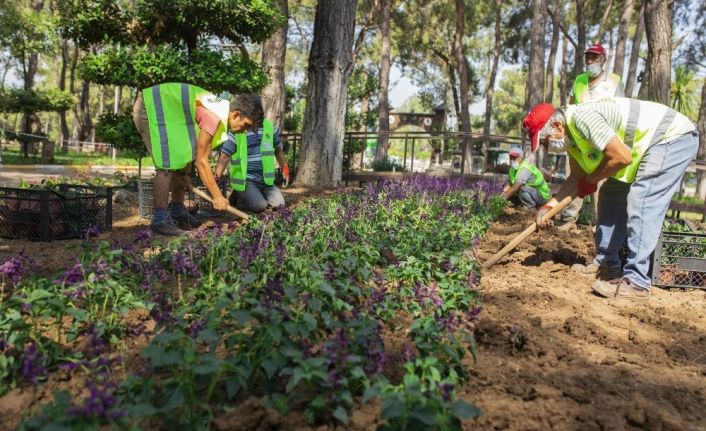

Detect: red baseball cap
522,103,556,152
584,43,606,56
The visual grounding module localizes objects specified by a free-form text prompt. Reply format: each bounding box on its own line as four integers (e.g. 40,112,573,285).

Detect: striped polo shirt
221,127,282,183
569,98,696,151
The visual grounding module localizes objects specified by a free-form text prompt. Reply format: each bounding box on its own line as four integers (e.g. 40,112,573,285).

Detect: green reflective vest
142,83,226,170
573,72,622,103
230,119,276,191
508,160,550,200
565,98,685,184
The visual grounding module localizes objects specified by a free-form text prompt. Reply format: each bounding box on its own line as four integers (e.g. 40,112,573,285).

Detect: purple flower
86,224,101,238
438,382,455,402
21,343,45,383
55,262,84,286
402,343,417,362
0,252,34,287
0,338,7,351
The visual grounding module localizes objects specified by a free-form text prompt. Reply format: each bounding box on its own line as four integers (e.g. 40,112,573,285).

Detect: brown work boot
571,263,623,280
591,278,650,302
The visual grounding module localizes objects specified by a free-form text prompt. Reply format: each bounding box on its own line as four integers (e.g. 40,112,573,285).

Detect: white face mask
586,62,603,78
547,138,566,154
510,161,520,169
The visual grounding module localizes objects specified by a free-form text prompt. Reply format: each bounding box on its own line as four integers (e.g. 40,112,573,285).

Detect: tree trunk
613,0,634,79
695,82,706,201
59,39,70,153
642,0,673,105
72,80,92,145
485,0,502,138
525,0,547,113
261,0,288,130
374,0,393,164
624,2,644,97
559,35,570,106
545,0,560,102
454,0,472,173
447,61,461,120
594,0,614,43
574,0,586,76
354,77,370,170
20,0,45,158
294,0,356,188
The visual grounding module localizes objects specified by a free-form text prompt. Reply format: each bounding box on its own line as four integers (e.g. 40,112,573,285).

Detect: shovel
189,187,249,221
482,196,573,269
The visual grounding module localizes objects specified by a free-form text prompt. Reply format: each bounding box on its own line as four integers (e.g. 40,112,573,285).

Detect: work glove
282,164,290,187
577,175,597,198
535,203,556,229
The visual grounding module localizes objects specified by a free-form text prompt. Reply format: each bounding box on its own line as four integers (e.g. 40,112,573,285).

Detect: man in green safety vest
501,147,550,209
522,99,698,302
214,95,289,213
133,83,259,235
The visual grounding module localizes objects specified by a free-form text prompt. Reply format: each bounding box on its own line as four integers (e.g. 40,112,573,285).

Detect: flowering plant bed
0,175,504,429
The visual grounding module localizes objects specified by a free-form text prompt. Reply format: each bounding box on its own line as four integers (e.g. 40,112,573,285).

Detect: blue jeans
229,180,285,213
594,131,699,289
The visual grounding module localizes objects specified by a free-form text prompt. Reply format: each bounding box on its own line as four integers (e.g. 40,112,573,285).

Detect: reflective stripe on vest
565,99,679,184
573,72,621,103
230,119,276,191
508,160,550,200
142,83,225,170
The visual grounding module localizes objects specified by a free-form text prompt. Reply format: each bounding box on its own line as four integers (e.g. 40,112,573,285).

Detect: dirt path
465,209,706,430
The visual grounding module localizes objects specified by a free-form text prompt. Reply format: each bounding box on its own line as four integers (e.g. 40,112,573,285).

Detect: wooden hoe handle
190,187,249,221
482,196,573,269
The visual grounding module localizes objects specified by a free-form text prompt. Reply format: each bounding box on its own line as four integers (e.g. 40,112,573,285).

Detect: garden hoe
482,195,572,269
189,187,249,221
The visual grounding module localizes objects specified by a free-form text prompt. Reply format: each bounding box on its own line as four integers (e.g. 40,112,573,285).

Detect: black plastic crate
0,184,113,241
138,177,230,219
652,231,706,289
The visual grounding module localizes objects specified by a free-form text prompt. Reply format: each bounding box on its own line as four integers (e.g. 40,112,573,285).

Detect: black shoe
150,218,187,236
171,211,202,229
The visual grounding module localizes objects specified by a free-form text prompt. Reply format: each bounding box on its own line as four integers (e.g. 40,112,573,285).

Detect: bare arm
194,130,228,210
215,152,230,179
585,137,631,184
501,182,523,199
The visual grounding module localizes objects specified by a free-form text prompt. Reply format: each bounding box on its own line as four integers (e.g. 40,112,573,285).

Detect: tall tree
454,0,472,173
525,0,547,113
624,2,644,97
261,0,289,129
545,0,560,102
613,0,634,79
559,34,570,105
58,38,71,152
574,0,587,76
295,0,356,187
642,0,673,104
374,0,393,164
696,82,706,200
484,0,503,138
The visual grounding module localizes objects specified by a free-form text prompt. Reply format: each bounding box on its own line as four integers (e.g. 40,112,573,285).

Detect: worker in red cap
522,98,698,301
501,147,550,209
570,44,624,104
561,44,626,228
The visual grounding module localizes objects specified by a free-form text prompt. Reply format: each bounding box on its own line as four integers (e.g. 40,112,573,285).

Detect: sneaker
172,212,202,230
150,218,187,236
591,278,650,301
571,263,623,280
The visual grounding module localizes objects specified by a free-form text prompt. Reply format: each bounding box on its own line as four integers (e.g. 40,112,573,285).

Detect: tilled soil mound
466,209,706,431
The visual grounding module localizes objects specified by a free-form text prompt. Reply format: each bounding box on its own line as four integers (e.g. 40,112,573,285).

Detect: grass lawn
0,146,153,167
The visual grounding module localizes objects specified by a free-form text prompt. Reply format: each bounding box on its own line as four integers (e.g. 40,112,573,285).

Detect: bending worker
133,83,258,235
501,147,550,209
522,98,698,301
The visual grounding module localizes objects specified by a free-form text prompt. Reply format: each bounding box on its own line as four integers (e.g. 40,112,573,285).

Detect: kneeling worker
501,147,550,209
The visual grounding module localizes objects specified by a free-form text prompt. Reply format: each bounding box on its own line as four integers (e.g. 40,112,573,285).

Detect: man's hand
502,184,510,193
212,196,229,211
577,175,597,198
282,164,290,187
535,203,556,229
